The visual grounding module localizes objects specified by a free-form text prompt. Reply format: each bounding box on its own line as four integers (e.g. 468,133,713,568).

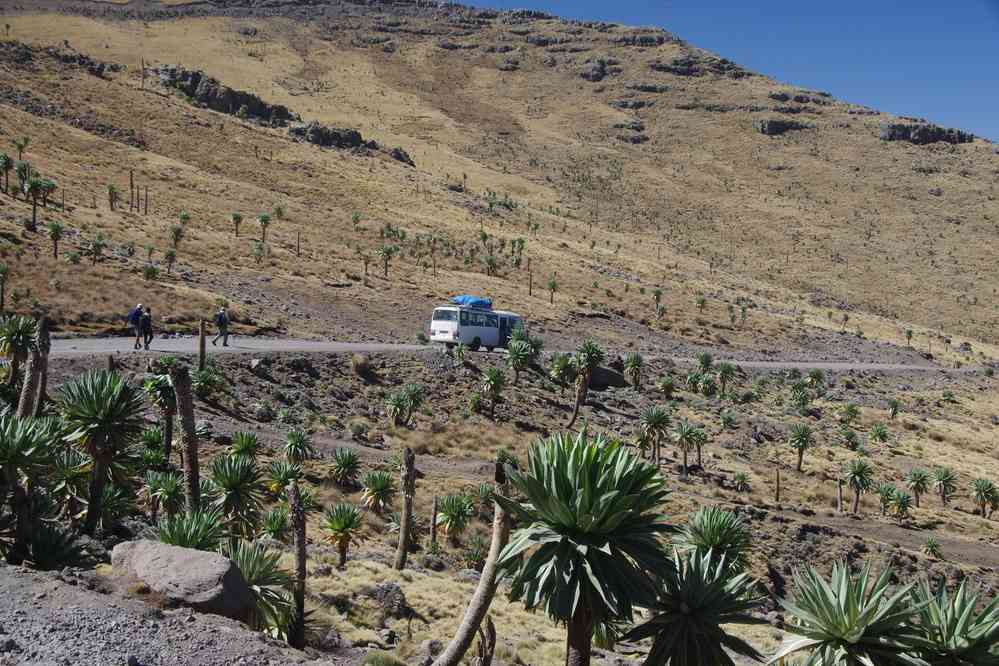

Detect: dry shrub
351,353,371,377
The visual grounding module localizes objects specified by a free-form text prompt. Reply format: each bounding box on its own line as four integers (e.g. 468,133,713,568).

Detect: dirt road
49,335,967,373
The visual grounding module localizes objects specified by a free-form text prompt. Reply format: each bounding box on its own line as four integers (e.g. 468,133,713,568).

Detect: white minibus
429,305,524,351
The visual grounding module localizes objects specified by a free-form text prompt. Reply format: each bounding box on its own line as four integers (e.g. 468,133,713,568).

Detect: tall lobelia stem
432,462,511,666
169,365,199,513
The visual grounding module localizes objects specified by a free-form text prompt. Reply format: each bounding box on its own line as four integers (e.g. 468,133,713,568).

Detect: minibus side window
460,311,469,326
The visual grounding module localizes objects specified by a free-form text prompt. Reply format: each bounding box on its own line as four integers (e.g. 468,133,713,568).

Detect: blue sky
474,0,999,141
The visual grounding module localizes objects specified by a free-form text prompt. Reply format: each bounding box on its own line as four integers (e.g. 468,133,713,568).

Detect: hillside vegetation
2,2,999,665
0,0,997,357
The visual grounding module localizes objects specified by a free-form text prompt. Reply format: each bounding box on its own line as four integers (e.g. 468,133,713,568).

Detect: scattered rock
754,118,812,136
248,358,269,377
609,99,653,110
612,120,645,132
616,133,649,144
579,58,620,82
418,639,444,666
362,582,422,625
455,569,480,582
253,403,275,422
111,540,255,622
319,627,343,650
389,147,415,167
419,555,447,572
626,82,669,93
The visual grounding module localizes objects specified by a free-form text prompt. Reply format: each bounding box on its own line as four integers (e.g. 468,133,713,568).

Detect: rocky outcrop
0,86,144,149
610,99,654,110
389,146,415,167
579,58,620,82
0,40,122,78
879,121,974,145
156,65,415,165
651,54,751,79
616,133,649,144
613,120,645,132
627,82,670,93
755,118,812,136
497,57,519,71
51,49,122,78
613,33,672,47
773,105,821,115
437,41,478,50
111,540,255,622
156,65,296,126
288,121,368,149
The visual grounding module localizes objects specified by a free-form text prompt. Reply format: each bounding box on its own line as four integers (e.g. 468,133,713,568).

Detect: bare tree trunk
169,366,200,513
198,320,206,371
83,455,109,535
394,447,416,570
162,409,175,466
287,480,307,649
567,372,588,429
852,490,861,514
565,608,593,666
5,468,31,564
775,468,781,503
914,491,920,508
432,463,511,666
33,345,48,418
16,319,44,418
430,495,438,550
472,616,497,666
6,355,19,388
837,477,844,513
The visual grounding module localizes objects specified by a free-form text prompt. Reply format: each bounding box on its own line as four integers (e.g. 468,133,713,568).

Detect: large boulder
111,540,255,621
590,366,627,390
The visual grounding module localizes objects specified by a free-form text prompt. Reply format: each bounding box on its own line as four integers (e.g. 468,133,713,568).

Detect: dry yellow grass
0,10,995,353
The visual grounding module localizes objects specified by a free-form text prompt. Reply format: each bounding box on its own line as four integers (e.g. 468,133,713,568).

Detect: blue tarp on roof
451,295,493,310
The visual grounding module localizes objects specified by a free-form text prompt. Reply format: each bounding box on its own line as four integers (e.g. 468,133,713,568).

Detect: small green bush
362,651,408,666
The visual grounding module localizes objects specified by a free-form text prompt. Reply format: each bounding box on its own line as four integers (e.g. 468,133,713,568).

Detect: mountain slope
1,0,997,355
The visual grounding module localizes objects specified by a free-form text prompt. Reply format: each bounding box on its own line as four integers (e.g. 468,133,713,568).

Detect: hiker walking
127,303,143,350
140,307,154,351
212,306,230,347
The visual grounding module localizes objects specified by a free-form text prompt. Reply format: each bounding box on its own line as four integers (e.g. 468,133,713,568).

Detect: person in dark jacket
127,303,143,350
140,307,153,351
211,307,229,347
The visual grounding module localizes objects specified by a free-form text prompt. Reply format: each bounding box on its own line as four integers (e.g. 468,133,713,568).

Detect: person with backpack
212,307,230,347
127,303,143,350
140,307,154,351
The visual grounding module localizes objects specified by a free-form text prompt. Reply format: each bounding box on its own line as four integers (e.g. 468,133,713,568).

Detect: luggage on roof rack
451,295,493,310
